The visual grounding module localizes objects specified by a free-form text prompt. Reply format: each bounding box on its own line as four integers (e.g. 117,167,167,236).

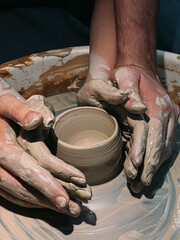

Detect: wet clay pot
53,106,123,185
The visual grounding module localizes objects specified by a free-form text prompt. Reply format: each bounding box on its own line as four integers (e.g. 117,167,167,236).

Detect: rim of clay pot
53,106,120,150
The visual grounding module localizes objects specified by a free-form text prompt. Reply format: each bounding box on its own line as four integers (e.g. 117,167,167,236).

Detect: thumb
77,79,129,108
0,93,42,130
110,67,147,114
26,95,55,129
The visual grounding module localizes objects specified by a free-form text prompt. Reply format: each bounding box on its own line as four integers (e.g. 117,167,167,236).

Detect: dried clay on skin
89,53,110,80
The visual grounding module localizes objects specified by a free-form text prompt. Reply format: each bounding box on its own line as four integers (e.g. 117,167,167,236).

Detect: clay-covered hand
76,77,149,192
110,66,179,192
0,79,91,217
76,79,129,107
77,78,149,193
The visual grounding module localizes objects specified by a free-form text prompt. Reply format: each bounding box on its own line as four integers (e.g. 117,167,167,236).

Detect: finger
128,116,148,166
141,94,176,185
156,108,178,170
17,136,88,187
77,79,129,107
0,118,81,216
17,134,92,201
0,132,69,211
124,115,148,179
0,166,63,211
0,187,81,217
0,188,44,209
0,93,42,130
65,199,81,217
164,103,179,158
26,95,55,129
164,117,176,159
124,157,138,179
141,118,166,186
111,67,147,113
112,106,131,143
0,168,81,217
56,178,92,202
1,149,70,210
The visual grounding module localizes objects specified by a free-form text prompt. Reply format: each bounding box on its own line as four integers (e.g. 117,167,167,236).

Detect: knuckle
22,168,37,181
150,160,158,168
18,188,31,200
131,152,142,167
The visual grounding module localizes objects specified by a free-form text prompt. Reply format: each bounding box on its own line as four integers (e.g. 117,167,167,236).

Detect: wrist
115,27,157,75
115,53,157,76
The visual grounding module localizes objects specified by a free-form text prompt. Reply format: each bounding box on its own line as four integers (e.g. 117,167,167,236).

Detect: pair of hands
77,66,179,193
0,82,91,217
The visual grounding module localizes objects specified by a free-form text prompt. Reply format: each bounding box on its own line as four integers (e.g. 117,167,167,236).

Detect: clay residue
157,63,179,74
37,48,72,58
171,80,177,83
0,55,35,70
168,84,180,109
177,56,180,61
0,69,13,79
89,53,110,80
0,48,72,74
0,55,35,80
19,54,88,99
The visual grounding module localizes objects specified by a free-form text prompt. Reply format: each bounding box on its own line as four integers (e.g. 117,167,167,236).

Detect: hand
77,77,148,193
19,95,91,203
0,80,91,217
77,79,129,107
110,66,179,192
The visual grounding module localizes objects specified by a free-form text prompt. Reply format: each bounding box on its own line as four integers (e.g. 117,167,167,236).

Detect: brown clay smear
19,54,88,99
0,55,35,70
168,84,180,108
157,63,179,74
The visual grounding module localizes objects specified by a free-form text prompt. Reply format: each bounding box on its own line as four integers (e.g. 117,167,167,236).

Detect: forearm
114,0,159,74
86,0,117,82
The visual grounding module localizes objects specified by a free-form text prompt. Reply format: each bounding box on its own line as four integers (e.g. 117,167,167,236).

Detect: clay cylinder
53,107,123,185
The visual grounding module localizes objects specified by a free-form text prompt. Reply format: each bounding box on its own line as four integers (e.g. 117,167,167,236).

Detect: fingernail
125,168,137,179
71,176,86,185
69,203,81,216
55,196,67,209
24,112,42,130
131,102,147,114
26,112,41,124
77,189,92,200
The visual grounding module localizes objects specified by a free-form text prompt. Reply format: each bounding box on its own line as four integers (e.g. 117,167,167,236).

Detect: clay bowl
53,106,123,185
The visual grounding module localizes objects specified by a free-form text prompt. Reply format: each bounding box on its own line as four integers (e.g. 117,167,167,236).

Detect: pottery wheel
0,92,179,240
